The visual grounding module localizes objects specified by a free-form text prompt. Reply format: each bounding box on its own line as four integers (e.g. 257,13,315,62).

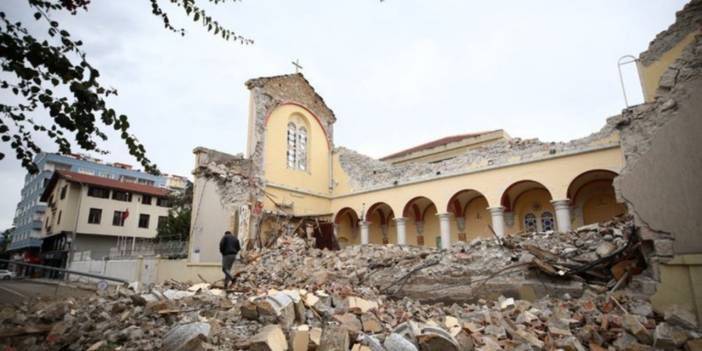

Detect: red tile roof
380,130,500,161
41,170,169,201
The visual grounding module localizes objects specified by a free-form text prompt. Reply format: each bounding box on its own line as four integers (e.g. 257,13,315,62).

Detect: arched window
541,211,554,232
287,123,297,168
524,213,537,232
297,127,307,170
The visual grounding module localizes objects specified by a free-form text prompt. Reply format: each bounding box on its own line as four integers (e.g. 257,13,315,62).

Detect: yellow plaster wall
264,104,332,197
263,186,331,217
638,31,700,102
578,181,627,225
423,205,440,248
464,196,491,240
336,214,359,247
332,152,354,195
652,254,702,331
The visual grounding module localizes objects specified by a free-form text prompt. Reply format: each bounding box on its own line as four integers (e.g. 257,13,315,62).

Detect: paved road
0,280,93,304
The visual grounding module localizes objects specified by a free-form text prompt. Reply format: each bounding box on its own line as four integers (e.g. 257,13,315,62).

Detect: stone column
394,218,407,245
488,207,505,237
437,213,452,249
551,200,572,233
360,221,369,245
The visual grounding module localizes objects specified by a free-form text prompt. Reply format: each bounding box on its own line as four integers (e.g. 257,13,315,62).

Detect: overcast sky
0,0,688,229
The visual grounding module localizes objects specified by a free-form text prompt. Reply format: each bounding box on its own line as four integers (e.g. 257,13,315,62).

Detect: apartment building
8,153,168,265
38,170,171,269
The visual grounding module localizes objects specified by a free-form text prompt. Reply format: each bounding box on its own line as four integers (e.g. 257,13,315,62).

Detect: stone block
290,325,309,351
257,292,296,329
362,313,384,333
384,333,419,351
334,313,363,336
318,326,349,351
162,322,211,351
241,299,259,320
346,296,379,314
309,327,322,349
250,325,288,351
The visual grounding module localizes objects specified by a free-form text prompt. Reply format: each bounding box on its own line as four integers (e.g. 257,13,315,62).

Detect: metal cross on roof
292,59,303,73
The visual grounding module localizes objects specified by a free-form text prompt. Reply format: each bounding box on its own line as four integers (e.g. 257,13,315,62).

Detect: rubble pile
1,217,700,350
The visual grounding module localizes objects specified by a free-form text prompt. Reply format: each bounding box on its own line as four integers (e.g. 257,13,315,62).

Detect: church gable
246,73,336,145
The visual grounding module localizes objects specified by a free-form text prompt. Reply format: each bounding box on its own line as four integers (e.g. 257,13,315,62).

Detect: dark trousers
222,254,237,288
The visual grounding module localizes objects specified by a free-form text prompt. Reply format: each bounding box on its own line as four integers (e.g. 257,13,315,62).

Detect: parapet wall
337,122,620,193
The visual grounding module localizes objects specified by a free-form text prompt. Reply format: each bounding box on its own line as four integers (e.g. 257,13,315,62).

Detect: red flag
122,208,129,222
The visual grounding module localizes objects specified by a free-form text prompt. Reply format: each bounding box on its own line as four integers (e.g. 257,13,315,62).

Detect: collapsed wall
611,0,702,329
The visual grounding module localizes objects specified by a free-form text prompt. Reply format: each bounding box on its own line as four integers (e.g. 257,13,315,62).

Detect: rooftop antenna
617,55,638,107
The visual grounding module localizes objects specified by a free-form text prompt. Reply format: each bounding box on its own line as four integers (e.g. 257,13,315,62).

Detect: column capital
487,206,505,215
550,199,571,209
393,217,407,224
436,212,453,220
359,221,370,228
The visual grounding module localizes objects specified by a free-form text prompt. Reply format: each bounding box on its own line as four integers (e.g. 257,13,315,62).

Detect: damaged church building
188,0,702,327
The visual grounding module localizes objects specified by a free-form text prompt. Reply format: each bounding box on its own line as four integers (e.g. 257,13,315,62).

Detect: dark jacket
219,234,241,256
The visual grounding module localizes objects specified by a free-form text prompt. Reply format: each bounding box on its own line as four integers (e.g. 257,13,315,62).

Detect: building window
156,197,170,207
287,122,297,168
112,190,132,202
57,210,62,225
138,214,150,229
142,195,152,205
60,185,67,200
138,179,154,186
541,212,555,232
112,211,126,227
286,121,308,171
297,127,307,170
524,213,537,232
88,208,102,224
157,216,168,230
88,186,110,199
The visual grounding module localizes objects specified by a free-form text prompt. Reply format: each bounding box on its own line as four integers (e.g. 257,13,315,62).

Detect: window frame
112,190,132,202
541,211,555,232
142,195,152,205
138,214,150,229
88,208,102,224
112,210,125,227
87,186,110,199
524,213,537,232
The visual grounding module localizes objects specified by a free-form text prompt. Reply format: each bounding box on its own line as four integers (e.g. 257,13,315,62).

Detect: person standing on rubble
219,230,241,289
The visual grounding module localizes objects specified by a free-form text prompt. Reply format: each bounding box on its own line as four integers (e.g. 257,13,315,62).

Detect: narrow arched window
287,123,297,168
297,127,307,171
524,213,537,232
541,212,554,232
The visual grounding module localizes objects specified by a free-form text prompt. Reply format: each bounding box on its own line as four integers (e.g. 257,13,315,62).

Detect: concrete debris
0,217,695,350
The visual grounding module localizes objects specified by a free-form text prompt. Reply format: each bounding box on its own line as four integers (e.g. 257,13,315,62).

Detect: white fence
69,257,159,286
66,257,224,287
